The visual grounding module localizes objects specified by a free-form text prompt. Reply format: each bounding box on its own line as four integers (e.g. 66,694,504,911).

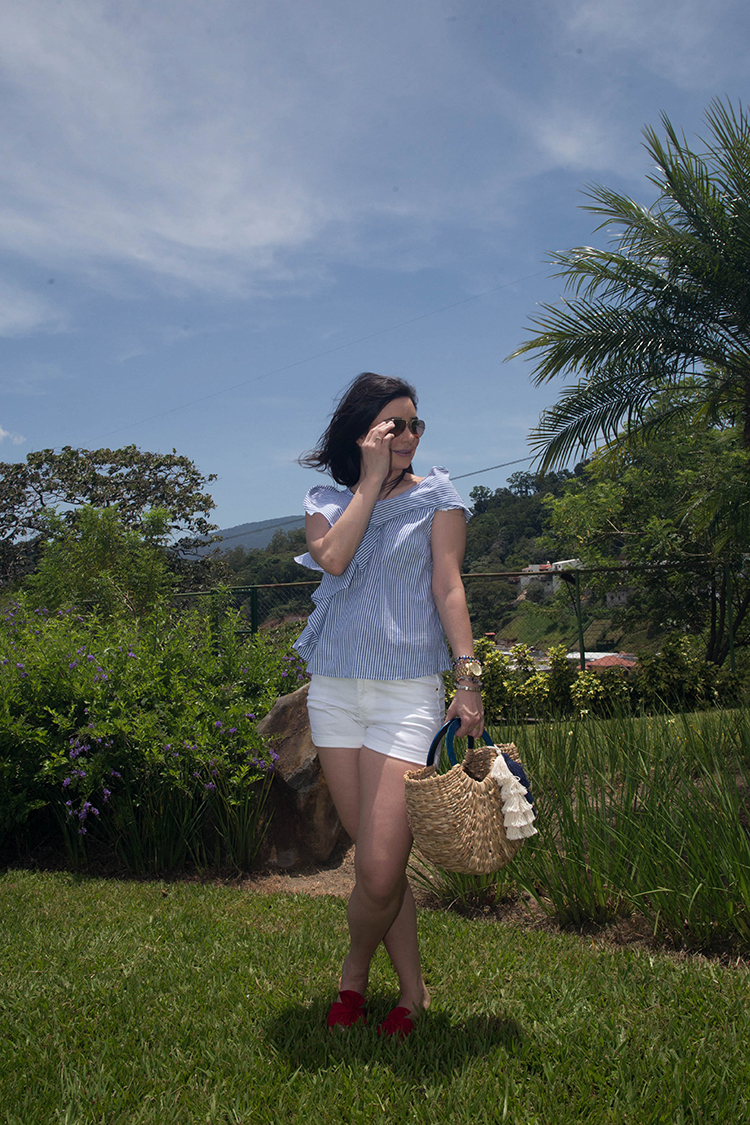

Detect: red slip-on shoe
327,990,366,1029
376,1006,415,1038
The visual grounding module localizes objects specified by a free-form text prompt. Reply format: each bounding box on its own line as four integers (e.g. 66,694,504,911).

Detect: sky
1,0,750,529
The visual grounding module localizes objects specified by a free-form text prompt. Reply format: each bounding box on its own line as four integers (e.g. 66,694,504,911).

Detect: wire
451,456,533,481
96,270,548,440
209,515,304,544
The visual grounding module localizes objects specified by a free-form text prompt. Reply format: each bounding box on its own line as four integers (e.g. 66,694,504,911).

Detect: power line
96,270,548,441
452,455,533,481
211,515,304,544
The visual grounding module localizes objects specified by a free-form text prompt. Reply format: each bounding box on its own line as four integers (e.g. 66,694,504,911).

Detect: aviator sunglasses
386,417,426,437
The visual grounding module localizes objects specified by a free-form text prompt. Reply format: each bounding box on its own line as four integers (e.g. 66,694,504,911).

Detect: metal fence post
725,562,736,673
250,586,258,637
574,569,586,671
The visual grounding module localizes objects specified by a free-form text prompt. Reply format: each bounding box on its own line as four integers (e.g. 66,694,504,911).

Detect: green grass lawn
2,872,750,1124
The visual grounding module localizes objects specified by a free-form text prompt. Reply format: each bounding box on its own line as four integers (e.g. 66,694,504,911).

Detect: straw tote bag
404,718,537,874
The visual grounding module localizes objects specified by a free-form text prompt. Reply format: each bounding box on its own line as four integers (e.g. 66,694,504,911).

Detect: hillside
195,515,305,554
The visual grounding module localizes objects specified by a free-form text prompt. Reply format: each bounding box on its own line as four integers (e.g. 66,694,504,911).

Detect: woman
295,372,484,1037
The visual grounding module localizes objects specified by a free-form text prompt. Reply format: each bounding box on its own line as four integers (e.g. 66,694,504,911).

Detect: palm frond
528,370,660,471
510,297,727,386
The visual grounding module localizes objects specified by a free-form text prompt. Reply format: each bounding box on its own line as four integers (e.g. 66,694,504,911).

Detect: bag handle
426,717,495,769
425,718,536,811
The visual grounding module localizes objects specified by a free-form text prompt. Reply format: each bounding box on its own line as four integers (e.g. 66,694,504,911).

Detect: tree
0,446,217,582
465,469,578,572
25,506,176,619
542,423,750,664
509,98,750,477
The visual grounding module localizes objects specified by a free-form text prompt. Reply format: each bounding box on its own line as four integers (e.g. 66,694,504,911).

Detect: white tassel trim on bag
489,753,538,840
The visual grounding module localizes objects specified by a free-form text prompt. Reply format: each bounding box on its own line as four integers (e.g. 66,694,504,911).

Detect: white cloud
0,425,26,445
561,0,747,89
0,0,746,309
0,280,64,336
0,0,488,293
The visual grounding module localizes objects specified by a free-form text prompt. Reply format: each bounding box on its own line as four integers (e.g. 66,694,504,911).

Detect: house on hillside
519,559,582,597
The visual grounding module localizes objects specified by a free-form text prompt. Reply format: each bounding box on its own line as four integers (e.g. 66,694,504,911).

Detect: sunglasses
387,417,426,437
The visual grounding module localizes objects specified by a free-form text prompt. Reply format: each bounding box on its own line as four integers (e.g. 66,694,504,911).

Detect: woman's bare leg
317,745,430,1015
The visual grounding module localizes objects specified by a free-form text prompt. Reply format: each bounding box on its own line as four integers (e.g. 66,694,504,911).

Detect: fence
175,559,743,670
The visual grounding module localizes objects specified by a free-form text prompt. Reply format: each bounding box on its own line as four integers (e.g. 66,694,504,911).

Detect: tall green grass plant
421,710,750,952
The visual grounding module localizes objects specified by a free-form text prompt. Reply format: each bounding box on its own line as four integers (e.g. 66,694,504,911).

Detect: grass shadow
263,996,533,1080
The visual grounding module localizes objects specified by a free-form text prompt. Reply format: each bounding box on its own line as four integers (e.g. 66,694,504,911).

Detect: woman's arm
431,508,484,738
305,420,395,575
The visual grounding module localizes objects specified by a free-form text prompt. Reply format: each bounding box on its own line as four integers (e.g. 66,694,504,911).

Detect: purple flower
62,778,71,788
228,727,237,734
102,788,111,803
69,661,78,669
110,769,121,778
214,720,222,728
204,781,216,792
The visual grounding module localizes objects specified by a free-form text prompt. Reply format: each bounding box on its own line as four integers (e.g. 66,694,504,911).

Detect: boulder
256,682,347,869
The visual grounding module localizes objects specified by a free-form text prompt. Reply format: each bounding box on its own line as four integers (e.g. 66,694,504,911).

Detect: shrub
0,596,306,871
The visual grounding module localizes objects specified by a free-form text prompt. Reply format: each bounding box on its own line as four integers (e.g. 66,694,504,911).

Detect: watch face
465,660,482,677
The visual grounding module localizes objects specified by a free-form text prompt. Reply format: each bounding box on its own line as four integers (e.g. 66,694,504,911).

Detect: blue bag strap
426,717,495,769
425,718,536,809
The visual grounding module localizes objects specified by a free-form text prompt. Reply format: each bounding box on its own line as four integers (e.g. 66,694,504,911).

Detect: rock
256,682,347,869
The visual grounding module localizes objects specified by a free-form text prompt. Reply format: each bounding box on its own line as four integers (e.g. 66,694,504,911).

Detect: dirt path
235,842,740,962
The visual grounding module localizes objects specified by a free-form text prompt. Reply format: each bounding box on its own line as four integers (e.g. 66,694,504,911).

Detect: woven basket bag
404,718,536,874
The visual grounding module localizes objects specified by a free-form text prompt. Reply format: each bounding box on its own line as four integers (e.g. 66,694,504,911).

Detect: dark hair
299,372,419,488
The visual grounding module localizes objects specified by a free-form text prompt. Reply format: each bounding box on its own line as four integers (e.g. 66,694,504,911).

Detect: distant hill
193,515,305,554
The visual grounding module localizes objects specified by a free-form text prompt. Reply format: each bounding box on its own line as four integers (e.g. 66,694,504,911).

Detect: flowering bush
0,596,307,871
447,636,739,721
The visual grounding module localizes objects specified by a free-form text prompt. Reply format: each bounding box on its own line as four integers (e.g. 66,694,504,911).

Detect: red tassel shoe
376,1005,416,1038
327,990,367,1029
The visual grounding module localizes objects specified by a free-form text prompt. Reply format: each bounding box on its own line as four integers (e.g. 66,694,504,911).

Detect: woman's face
364,396,421,470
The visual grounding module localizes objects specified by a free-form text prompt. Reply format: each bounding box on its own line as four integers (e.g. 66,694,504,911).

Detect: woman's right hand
307,420,395,575
357,419,395,488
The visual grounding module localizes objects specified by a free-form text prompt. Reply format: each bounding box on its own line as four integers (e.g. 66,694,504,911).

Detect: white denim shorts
307,673,446,765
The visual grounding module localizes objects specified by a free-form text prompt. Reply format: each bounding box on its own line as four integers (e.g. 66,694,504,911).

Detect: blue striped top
293,466,471,680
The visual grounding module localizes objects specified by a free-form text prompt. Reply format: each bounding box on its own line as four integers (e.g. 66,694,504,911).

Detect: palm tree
509,98,750,471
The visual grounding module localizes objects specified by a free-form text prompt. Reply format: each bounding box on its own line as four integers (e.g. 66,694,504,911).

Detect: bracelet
452,655,483,681
455,684,482,693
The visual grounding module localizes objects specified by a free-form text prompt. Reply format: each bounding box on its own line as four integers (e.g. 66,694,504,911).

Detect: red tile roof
587,655,637,670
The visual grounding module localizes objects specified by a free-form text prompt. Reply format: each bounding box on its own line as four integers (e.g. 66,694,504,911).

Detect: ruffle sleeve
295,485,351,573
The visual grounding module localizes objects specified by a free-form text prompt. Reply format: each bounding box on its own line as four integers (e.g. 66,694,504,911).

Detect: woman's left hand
445,688,484,740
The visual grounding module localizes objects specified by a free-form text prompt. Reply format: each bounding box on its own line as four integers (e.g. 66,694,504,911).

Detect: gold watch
453,656,483,680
